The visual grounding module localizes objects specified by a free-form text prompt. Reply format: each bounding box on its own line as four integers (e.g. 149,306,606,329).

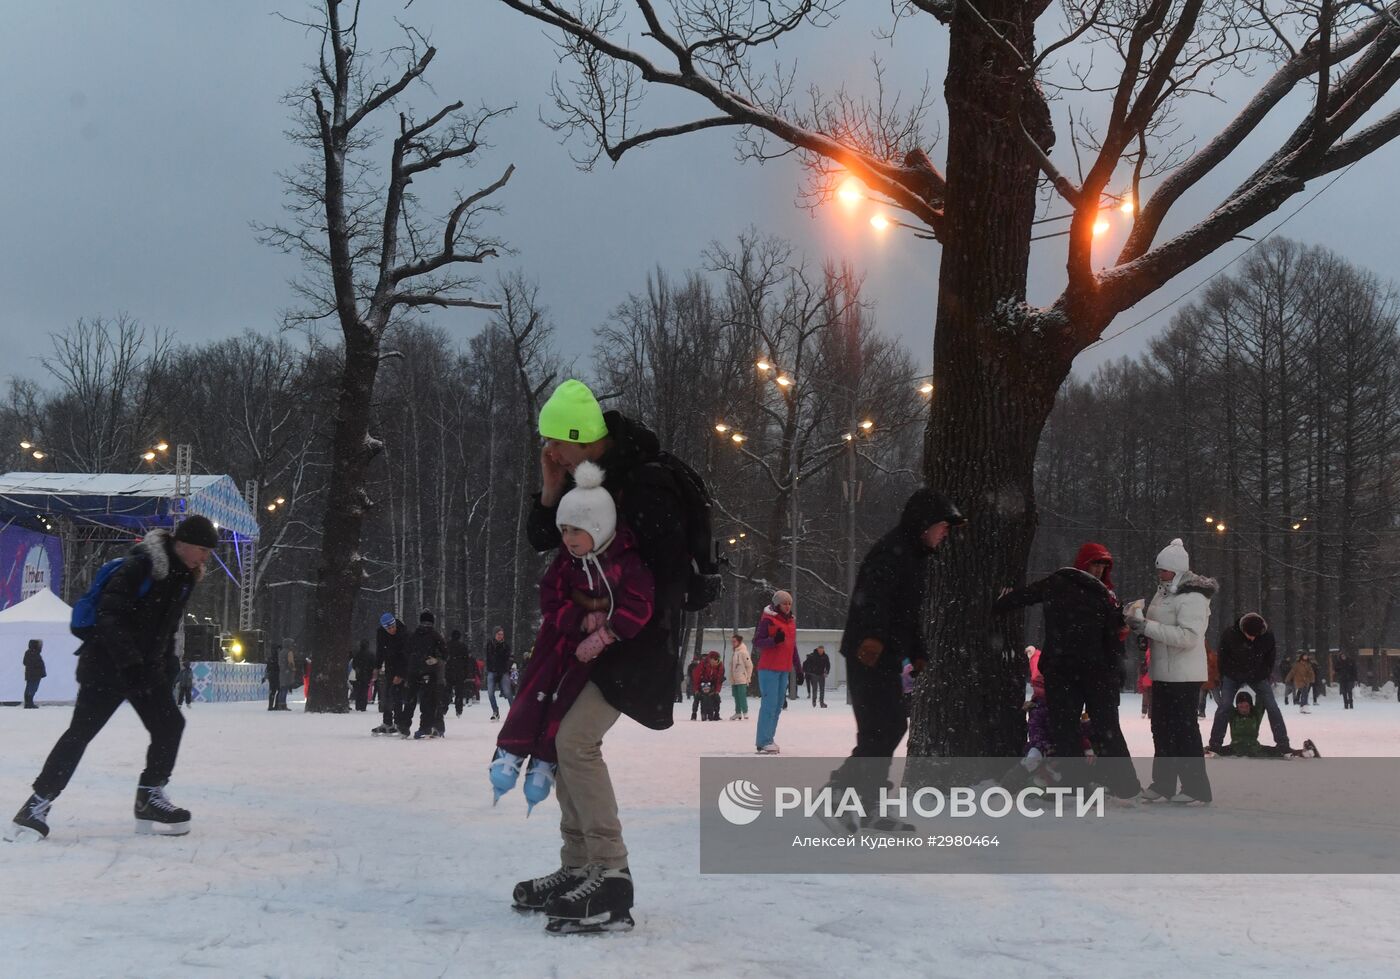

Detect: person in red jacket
697,650,725,720
751,590,796,753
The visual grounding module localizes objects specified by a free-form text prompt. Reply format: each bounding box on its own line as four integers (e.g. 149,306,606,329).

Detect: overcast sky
3,1,1398,391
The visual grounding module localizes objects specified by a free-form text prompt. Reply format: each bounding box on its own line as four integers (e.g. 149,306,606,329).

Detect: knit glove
581,610,609,634
575,626,616,663
773,628,786,645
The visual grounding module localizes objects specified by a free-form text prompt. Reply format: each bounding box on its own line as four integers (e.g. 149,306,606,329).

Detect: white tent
0,589,80,704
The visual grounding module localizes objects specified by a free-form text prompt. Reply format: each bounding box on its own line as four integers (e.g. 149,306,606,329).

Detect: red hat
1073,542,1114,590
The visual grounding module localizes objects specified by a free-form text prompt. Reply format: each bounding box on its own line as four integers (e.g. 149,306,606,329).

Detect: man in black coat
405,610,448,738
6,516,216,842
1209,613,1290,751
1334,651,1358,709
806,646,831,707
994,541,1142,801
22,639,46,708
445,630,474,717
373,613,408,734
826,488,964,827
485,626,512,721
351,640,375,712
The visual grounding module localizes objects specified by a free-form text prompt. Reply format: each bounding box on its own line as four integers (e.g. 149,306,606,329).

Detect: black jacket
23,641,46,681
526,411,688,730
445,639,473,683
485,638,512,674
1217,618,1277,684
803,650,830,677
351,642,375,679
839,489,954,672
407,625,447,683
994,567,1124,674
76,529,200,692
1334,655,1358,686
376,620,408,681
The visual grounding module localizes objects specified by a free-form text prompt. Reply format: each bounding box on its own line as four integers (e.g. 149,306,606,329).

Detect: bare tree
260,0,514,711
495,0,1400,754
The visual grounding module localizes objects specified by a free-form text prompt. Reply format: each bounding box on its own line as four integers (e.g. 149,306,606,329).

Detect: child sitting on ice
489,462,655,814
1209,689,1318,758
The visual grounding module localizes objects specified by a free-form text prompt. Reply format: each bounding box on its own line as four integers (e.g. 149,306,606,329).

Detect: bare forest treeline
1,234,924,661
1035,239,1400,687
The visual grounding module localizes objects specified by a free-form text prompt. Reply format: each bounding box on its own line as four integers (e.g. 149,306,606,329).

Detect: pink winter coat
497,524,654,763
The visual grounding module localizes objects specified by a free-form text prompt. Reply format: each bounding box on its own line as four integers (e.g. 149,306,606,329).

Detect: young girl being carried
489,462,654,814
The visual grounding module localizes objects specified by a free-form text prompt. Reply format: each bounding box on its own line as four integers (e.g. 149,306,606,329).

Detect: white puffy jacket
730,642,753,685
1141,572,1217,683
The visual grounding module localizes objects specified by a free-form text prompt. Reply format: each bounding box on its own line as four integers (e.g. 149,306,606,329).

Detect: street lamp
918,381,934,396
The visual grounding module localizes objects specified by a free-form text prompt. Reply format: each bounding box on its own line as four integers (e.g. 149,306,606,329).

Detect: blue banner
0,524,64,610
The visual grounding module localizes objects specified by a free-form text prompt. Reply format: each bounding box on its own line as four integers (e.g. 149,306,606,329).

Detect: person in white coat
728,633,753,720
1126,538,1215,805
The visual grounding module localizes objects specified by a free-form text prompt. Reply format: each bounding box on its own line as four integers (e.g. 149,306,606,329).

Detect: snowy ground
3,687,1400,979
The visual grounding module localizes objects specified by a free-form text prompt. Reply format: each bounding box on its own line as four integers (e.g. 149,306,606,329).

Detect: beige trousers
556,681,627,869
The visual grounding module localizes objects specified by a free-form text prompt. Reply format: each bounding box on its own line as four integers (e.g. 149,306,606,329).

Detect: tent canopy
0,472,259,541
0,588,73,624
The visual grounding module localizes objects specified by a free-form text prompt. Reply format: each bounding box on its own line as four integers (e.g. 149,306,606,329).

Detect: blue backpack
70,557,152,642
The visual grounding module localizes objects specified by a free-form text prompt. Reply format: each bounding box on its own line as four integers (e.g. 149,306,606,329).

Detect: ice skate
134,784,191,835
757,743,780,754
490,748,524,804
545,865,635,935
523,759,557,816
513,865,589,912
1169,793,1209,807
4,793,52,843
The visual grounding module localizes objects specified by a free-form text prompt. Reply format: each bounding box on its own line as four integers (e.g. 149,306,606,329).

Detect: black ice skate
4,793,52,843
134,784,191,836
544,865,635,934
513,865,590,912
1302,738,1321,758
370,723,395,736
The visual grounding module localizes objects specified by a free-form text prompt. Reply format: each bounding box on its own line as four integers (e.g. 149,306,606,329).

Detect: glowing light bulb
837,178,863,206
870,213,891,232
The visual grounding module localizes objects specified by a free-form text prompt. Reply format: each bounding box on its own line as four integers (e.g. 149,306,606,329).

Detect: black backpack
635,451,723,612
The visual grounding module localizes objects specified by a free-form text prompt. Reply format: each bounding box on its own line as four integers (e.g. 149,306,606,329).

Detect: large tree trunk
910,4,1064,758
306,335,381,711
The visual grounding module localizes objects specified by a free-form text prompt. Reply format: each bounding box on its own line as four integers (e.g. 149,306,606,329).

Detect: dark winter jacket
351,642,375,681
1334,654,1358,686
76,529,201,692
498,523,654,762
23,640,46,681
445,639,473,684
526,411,690,730
804,650,831,678
1217,616,1277,684
994,544,1125,677
376,620,409,682
407,625,448,684
176,664,194,692
839,488,961,672
485,638,512,674
264,651,281,687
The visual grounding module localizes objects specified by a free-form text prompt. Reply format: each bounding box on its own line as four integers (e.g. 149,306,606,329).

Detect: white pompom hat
1156,538,1191,575
555,461,616,554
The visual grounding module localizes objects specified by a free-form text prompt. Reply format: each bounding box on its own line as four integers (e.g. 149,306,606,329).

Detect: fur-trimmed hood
1174,571,1218,598
133,528,175,581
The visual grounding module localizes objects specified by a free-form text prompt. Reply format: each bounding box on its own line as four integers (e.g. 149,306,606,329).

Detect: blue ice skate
490,748,524,804
523,759,557,816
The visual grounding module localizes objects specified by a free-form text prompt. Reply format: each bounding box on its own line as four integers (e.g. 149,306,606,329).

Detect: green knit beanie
538,379,608,443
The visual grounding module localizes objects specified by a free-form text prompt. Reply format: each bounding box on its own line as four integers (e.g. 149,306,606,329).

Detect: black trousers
449,678,472,713
352,677,370,712
1149,681,1212,801
1043,659,1142,799
809,674,827,705
382,682,402,727
830,660,908,807
34,681,185,799
177,686,193,707
1341,681,1355,709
